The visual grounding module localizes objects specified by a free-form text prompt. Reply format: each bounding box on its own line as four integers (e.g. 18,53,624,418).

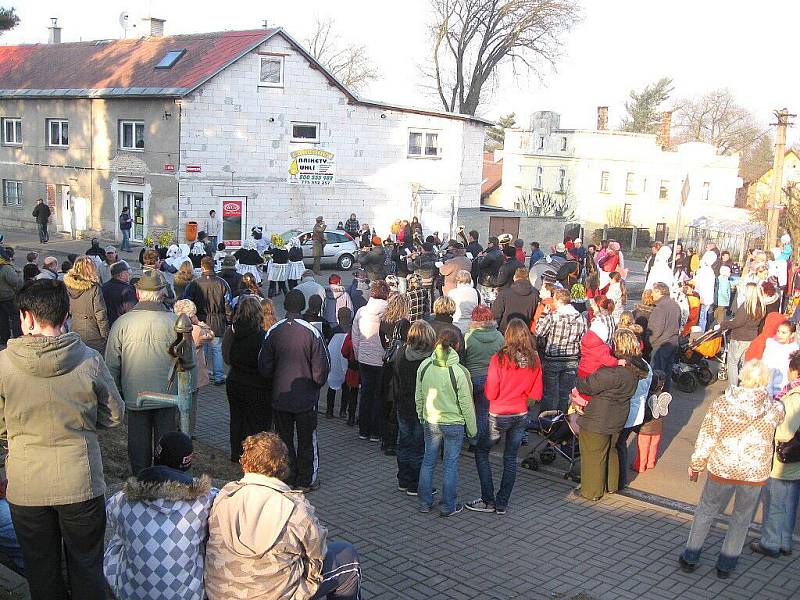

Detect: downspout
89,99,94,236
176,98,182,241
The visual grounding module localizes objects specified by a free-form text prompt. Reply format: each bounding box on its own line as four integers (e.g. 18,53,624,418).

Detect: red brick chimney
657,111,672,149
597,106,608,131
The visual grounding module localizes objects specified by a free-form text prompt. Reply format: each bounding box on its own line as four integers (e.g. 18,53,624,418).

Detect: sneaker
369,436,381,443
656,392,672,417
750,541,781,558
715,568,730,580
298,481,321,494
678,555,698,573
358,434,369,440
495,506,507,515
419,504,432,514
407,487,436,497
464,498,496,513
440,503,464,517
398,485,408,492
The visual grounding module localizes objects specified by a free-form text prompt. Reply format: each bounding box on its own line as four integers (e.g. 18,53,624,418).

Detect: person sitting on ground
205,432,362,600
104,432,217,600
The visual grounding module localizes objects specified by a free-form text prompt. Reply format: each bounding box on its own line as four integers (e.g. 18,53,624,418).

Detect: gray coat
0,262,22,302
0,332,124,505
64,273,111,354
105,302,187,409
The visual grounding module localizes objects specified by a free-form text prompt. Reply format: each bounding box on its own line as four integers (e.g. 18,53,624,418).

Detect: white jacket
448,283,479,333
352,298,388,367
694,251,717,306
763,337,800,397
326,332,348,390
644,246,675,291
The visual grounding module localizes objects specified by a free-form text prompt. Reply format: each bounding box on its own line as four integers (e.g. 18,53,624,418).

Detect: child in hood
713,266,732,327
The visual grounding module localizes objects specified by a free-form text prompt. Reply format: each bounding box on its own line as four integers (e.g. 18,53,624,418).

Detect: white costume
644,246,676,291
235,240,263,283
287,237,306,281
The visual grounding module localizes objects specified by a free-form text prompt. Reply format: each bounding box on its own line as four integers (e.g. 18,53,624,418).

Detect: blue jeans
310,540,361,600
474,413,527,509
396,415,424,491
37,222,49,243
472,375,488,437
0,499,23,570
541,358,578,412
204,336,225,383
120,228,131,252
760,477,800,555
418,423,465,514
651,343,677,392
682,478,762,572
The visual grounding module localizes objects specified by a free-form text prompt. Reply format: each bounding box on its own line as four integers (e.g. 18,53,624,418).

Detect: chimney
142,17,165,37
48,17,61,44
657,111,673,149
597,106,608,131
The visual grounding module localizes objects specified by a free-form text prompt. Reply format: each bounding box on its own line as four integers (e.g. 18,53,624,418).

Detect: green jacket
463,326,504,378
0,332,124,505
0,260,22,302
415,345,477,438
772,385,800,480
105,302,187,409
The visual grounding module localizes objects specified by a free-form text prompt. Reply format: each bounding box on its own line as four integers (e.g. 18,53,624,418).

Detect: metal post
767,109,795,248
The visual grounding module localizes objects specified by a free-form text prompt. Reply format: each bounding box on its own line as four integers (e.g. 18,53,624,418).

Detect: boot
325,397,334,419
339,404,348,418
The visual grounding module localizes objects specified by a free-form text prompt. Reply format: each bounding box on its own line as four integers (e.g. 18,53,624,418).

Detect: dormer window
155,49,186,69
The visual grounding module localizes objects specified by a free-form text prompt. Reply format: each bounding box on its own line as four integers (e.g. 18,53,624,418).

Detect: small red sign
164,164,175,172
186,165,201,173
222,201,243,217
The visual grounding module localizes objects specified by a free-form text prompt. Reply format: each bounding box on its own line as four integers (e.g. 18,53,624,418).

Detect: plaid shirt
535,305,586,358
407,289,430,322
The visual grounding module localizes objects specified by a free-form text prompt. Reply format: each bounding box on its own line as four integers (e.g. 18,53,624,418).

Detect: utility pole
766,108,795,248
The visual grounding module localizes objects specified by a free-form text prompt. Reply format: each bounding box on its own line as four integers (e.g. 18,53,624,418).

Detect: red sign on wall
164,164,175,172
222,198,245,248
186,165,201,173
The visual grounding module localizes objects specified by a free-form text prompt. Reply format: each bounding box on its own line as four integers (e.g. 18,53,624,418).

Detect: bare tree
425,0,582,116
673,89,764,156
304,17,379,93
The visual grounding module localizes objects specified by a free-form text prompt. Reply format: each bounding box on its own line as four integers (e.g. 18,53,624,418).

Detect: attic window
155,49,186,69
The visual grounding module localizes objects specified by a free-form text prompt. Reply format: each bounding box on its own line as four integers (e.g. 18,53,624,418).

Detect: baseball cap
105,245,117,254
154,431,194,471
135,269,167,291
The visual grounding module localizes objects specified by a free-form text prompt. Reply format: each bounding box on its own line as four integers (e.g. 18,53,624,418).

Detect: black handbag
776,429,800,464
383,322,404,364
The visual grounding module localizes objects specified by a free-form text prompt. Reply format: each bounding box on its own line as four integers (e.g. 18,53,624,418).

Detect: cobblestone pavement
195,383,800,600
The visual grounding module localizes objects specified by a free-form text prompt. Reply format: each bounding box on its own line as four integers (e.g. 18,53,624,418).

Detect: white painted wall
177,34,485,243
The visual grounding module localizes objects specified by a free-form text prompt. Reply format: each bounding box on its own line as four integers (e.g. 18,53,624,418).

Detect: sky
5,0,799,144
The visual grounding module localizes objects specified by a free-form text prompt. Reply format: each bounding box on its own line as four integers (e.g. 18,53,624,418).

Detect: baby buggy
672,328,727,393
521,410,580,482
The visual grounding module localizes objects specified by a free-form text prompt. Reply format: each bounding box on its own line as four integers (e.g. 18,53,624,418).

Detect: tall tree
304,16,378,93
619,77,673,134
0,7,19,34
740,133,773,183
425,0,582,116
673,88,763,156
485,112,516,151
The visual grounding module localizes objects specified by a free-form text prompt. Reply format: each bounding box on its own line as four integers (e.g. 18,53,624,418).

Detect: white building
500,109,744,240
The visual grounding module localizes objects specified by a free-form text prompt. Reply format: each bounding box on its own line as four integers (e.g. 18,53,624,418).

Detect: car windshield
280,230,303,244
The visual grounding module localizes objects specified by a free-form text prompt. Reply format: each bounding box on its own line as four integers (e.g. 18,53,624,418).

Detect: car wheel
337,254,354,270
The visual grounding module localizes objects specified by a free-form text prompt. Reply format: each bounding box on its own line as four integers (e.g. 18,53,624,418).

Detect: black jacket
271,247,289,264
429,315,465,361
391,247,411,277
475,246,503,287
233,248,263,266
224,325,268,389
288,246,304,262
183,273,231,337
32,203,51,224
258,315,330,413
492,279,539,332
408,251,438,288
85,244,105,258
101,278,138,325
577,357,649,434
358,247,386,281
496,257,525,289
465,241,483,258
218,268,244,297
646,296,681,351
391,345,429,418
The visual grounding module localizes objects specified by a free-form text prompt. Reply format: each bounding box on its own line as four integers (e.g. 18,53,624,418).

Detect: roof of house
0,28,492,126
753,148,800,183
481,152,502,199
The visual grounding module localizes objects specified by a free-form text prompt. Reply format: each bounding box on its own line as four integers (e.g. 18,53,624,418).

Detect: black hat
284,289,306,313
154,431,193,471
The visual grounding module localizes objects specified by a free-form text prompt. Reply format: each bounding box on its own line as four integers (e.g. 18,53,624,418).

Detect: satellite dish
119,11,129,38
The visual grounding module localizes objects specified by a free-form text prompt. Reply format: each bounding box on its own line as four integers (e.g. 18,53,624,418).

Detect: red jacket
515,248,525,263
485,353,543,415
341,333,360,388
578,331,618,379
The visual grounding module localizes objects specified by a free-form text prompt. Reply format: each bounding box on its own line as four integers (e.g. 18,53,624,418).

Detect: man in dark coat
496,245,524,289
492,268,540,332
357,239,387,281
101,261,137,325
646,282,682,392
31,198,51,244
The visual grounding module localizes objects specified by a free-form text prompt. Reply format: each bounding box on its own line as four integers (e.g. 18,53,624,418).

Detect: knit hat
372,235,382,247
110,261,129,276
222,255,237,267
154,431,193,471
284,289,306,313
134,269,167,291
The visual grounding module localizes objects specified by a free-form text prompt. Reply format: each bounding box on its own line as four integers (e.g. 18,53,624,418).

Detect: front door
488,216,520,239
60,185,72,233
120,191,145,241
655,222,667,243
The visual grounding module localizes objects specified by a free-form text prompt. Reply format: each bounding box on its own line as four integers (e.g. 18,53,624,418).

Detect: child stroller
521,410,580,482
672,328,727,393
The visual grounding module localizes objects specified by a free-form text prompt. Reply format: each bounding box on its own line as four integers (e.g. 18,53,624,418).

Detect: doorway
488,216,520,239
59,185,72,233
120,191,145,241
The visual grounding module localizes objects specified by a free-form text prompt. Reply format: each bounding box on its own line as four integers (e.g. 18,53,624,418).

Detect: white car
282,229,359,270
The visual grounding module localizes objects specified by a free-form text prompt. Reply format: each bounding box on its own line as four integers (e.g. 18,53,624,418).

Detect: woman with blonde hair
719,282,766,386
379,293,411,455
63,255,110,353
172,260,194,300
174,299,214,436
680,359,784,578
261,297,278,331
447,269,479,333
430,295,465,359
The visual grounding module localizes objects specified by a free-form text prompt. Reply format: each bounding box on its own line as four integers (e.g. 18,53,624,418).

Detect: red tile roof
0,29,277,96
481,153,502,199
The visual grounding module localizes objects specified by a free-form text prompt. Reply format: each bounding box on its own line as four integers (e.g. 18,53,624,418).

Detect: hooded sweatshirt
105,470,218,600
463,326,504,378
492,278,540,332
694,250,717,305
205,473,327,600
323,284,353,326
485,353,543,415
351,297,388,366
415,345,477,437
0,332,124,505
690,386,784,484
644,246,675,291
392,344,433,418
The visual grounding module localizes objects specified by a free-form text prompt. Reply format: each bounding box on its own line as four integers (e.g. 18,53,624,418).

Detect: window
623,203,632,224
291,122,319,143
561,136,567,151
659,180,669,199
3,180,22,206
155,49,186,69
2,118,22,145
626,172,636,194
408,129,441,158
538,135,545,150
325,231,349,244
119,120,145,150
600,171,610,192
259,56,284,87
558,168,566,192
47,119,69,147
536,166,543,189
702,181,711,201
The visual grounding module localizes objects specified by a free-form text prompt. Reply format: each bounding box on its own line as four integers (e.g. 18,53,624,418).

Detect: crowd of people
0,214,799,597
